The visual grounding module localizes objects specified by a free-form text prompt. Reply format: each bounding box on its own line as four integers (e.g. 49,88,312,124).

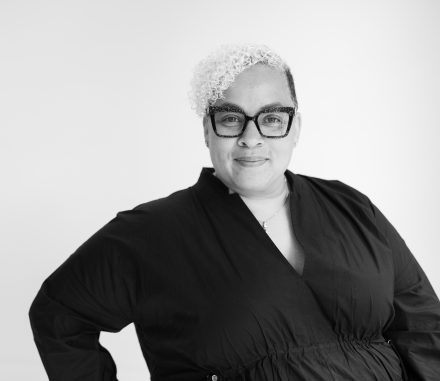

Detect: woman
29,44,440,380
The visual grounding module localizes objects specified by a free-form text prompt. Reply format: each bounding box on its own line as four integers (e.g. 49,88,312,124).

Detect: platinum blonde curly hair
189,43,298,117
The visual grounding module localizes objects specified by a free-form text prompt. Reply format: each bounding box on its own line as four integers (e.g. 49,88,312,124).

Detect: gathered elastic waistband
208,336,393,381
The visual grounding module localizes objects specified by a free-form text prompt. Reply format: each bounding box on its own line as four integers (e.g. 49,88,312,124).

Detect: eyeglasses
207,105,296,138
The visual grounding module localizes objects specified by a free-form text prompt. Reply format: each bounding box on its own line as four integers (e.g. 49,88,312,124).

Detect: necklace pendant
262,221,268,231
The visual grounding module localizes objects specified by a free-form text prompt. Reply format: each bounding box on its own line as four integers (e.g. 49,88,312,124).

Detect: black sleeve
28,212,139,380
370,202,440,380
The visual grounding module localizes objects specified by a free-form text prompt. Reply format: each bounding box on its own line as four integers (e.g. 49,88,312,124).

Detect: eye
265,116,282,124
261,113,283,126
222,115,240,123
215,112,244,127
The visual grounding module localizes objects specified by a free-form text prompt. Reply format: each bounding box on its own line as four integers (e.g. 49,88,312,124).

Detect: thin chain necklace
213,171,290,230
259,179,290,231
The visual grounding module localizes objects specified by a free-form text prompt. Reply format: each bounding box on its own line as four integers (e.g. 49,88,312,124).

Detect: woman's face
203,64,301,198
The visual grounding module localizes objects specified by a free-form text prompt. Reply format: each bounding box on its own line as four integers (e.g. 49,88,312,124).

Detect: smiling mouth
234,158,268,167
236,158,266,162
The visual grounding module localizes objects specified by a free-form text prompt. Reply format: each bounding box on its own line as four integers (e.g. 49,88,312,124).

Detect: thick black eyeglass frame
207,105,296,138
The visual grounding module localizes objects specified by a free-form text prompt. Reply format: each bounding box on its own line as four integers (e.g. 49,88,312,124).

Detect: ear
292,111,302,147
202,115,210,147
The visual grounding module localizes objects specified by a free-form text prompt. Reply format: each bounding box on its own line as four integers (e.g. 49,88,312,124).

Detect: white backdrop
1,0,439,380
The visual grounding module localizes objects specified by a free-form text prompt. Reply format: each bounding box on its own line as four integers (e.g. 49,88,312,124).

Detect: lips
234,156,268,162
234,156,268,167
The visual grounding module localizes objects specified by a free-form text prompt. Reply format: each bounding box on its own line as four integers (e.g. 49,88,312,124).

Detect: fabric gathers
29,167,440,380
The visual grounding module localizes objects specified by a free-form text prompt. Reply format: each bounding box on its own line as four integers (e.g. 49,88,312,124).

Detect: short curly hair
189,43,298,117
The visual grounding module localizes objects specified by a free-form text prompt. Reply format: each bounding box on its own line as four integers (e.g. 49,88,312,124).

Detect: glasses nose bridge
241,114,261,136
239,114,264,147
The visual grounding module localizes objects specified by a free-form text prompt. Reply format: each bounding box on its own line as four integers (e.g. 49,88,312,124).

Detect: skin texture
203,64,302,200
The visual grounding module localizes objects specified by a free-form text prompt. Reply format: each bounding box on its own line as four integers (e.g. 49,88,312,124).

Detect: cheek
269,141,295,167
209,138,235,163
271,140,294,157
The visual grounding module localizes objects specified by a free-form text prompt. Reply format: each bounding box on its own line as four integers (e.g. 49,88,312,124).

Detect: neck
239,176,288,202
238,177,289,219
212,171,290,225
213,172,288,200
240,179,289,226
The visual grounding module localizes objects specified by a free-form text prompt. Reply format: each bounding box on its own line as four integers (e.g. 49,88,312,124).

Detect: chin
234,176,269,192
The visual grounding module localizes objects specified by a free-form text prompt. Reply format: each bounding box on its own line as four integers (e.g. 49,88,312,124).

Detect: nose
237,120,264,148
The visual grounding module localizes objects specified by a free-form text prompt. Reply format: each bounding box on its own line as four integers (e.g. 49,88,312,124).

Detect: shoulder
132,187,193,214
298,173,369,201
113,186,195,229
291,172,374,215
75,187,195,258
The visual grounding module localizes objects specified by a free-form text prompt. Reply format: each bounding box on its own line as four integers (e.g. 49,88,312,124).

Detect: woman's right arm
29,213,139,380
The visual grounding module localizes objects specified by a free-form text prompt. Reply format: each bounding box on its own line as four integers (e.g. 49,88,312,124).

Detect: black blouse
29,167,440,380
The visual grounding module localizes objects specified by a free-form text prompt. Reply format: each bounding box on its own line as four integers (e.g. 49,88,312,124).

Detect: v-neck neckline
194,167,333,286
194,167,310,281
229,177,308,280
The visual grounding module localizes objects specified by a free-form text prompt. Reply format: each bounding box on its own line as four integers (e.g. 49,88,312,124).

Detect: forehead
216,64,292,112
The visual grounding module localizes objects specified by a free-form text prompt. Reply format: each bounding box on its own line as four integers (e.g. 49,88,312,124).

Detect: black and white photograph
1,0,439,380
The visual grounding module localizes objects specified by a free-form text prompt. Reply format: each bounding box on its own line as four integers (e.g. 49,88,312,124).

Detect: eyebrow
216,102,284,114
